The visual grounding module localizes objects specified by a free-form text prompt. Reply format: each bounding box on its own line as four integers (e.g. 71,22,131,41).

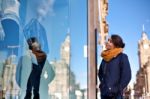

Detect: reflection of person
24,37,47,99
98,35,131,99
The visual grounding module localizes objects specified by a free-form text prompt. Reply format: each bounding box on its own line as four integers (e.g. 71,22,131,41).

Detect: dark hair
27,37,39,50
111,34,125,48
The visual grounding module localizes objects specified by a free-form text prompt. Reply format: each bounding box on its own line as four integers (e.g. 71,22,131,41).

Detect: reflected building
0,1,22,98
0,0,88,99
0,54,20,99
49,34,87,99
0,61,4,99
97,0,109,49
134,28,150,98
48,35,70,99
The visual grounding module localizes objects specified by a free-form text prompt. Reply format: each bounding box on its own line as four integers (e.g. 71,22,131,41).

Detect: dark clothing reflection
24,38,47,99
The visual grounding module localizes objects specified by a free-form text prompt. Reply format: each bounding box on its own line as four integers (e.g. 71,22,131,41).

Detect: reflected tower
49,34,71,99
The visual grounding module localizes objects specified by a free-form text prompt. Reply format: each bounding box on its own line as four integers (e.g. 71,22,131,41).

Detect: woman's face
105,37,115,50
32,42,40,50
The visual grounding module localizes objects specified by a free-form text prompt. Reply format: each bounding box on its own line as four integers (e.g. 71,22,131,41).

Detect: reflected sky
23,0,69,60
70,0,87,89
25,0,88,89
0,0,88,89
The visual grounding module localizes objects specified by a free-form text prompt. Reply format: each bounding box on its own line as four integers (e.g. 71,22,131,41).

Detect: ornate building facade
98,0,109,49
134,28,150,98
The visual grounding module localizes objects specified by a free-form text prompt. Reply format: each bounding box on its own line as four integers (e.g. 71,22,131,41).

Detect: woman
24,37,47,99
98,34,131,99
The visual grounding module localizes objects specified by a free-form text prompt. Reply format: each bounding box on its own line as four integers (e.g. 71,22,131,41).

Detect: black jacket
98,53,131,96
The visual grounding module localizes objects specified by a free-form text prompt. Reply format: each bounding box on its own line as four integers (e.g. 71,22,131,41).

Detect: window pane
0,0,88,99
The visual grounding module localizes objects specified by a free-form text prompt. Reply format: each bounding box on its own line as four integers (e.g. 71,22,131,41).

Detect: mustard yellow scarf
101,48,123,62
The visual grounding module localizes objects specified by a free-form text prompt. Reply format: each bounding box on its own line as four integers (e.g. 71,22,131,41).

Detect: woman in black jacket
24,37,47,99
98,34,131,99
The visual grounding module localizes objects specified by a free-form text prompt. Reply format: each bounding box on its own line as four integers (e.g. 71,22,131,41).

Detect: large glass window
0,0,88,99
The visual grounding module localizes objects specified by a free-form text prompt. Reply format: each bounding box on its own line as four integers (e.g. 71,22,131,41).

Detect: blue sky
64,0,150,87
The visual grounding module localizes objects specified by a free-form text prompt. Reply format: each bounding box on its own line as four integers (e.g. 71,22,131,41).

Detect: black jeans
25,63,44,98
101,94,123,99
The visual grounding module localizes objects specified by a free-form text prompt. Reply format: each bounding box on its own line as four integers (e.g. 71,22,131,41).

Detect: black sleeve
98,60,103,82
119,54,131,92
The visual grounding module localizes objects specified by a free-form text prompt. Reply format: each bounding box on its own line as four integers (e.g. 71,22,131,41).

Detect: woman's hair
111,34,125,48
27,37,40,50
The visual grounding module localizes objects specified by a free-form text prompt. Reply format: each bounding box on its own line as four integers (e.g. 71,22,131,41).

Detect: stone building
134,27,150,99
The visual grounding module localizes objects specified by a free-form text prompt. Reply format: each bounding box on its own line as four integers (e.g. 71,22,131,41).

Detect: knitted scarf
32,50,46,63
101,48,123,62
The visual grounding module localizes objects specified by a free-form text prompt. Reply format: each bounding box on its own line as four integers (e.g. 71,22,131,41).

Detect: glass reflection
0,0,88,99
